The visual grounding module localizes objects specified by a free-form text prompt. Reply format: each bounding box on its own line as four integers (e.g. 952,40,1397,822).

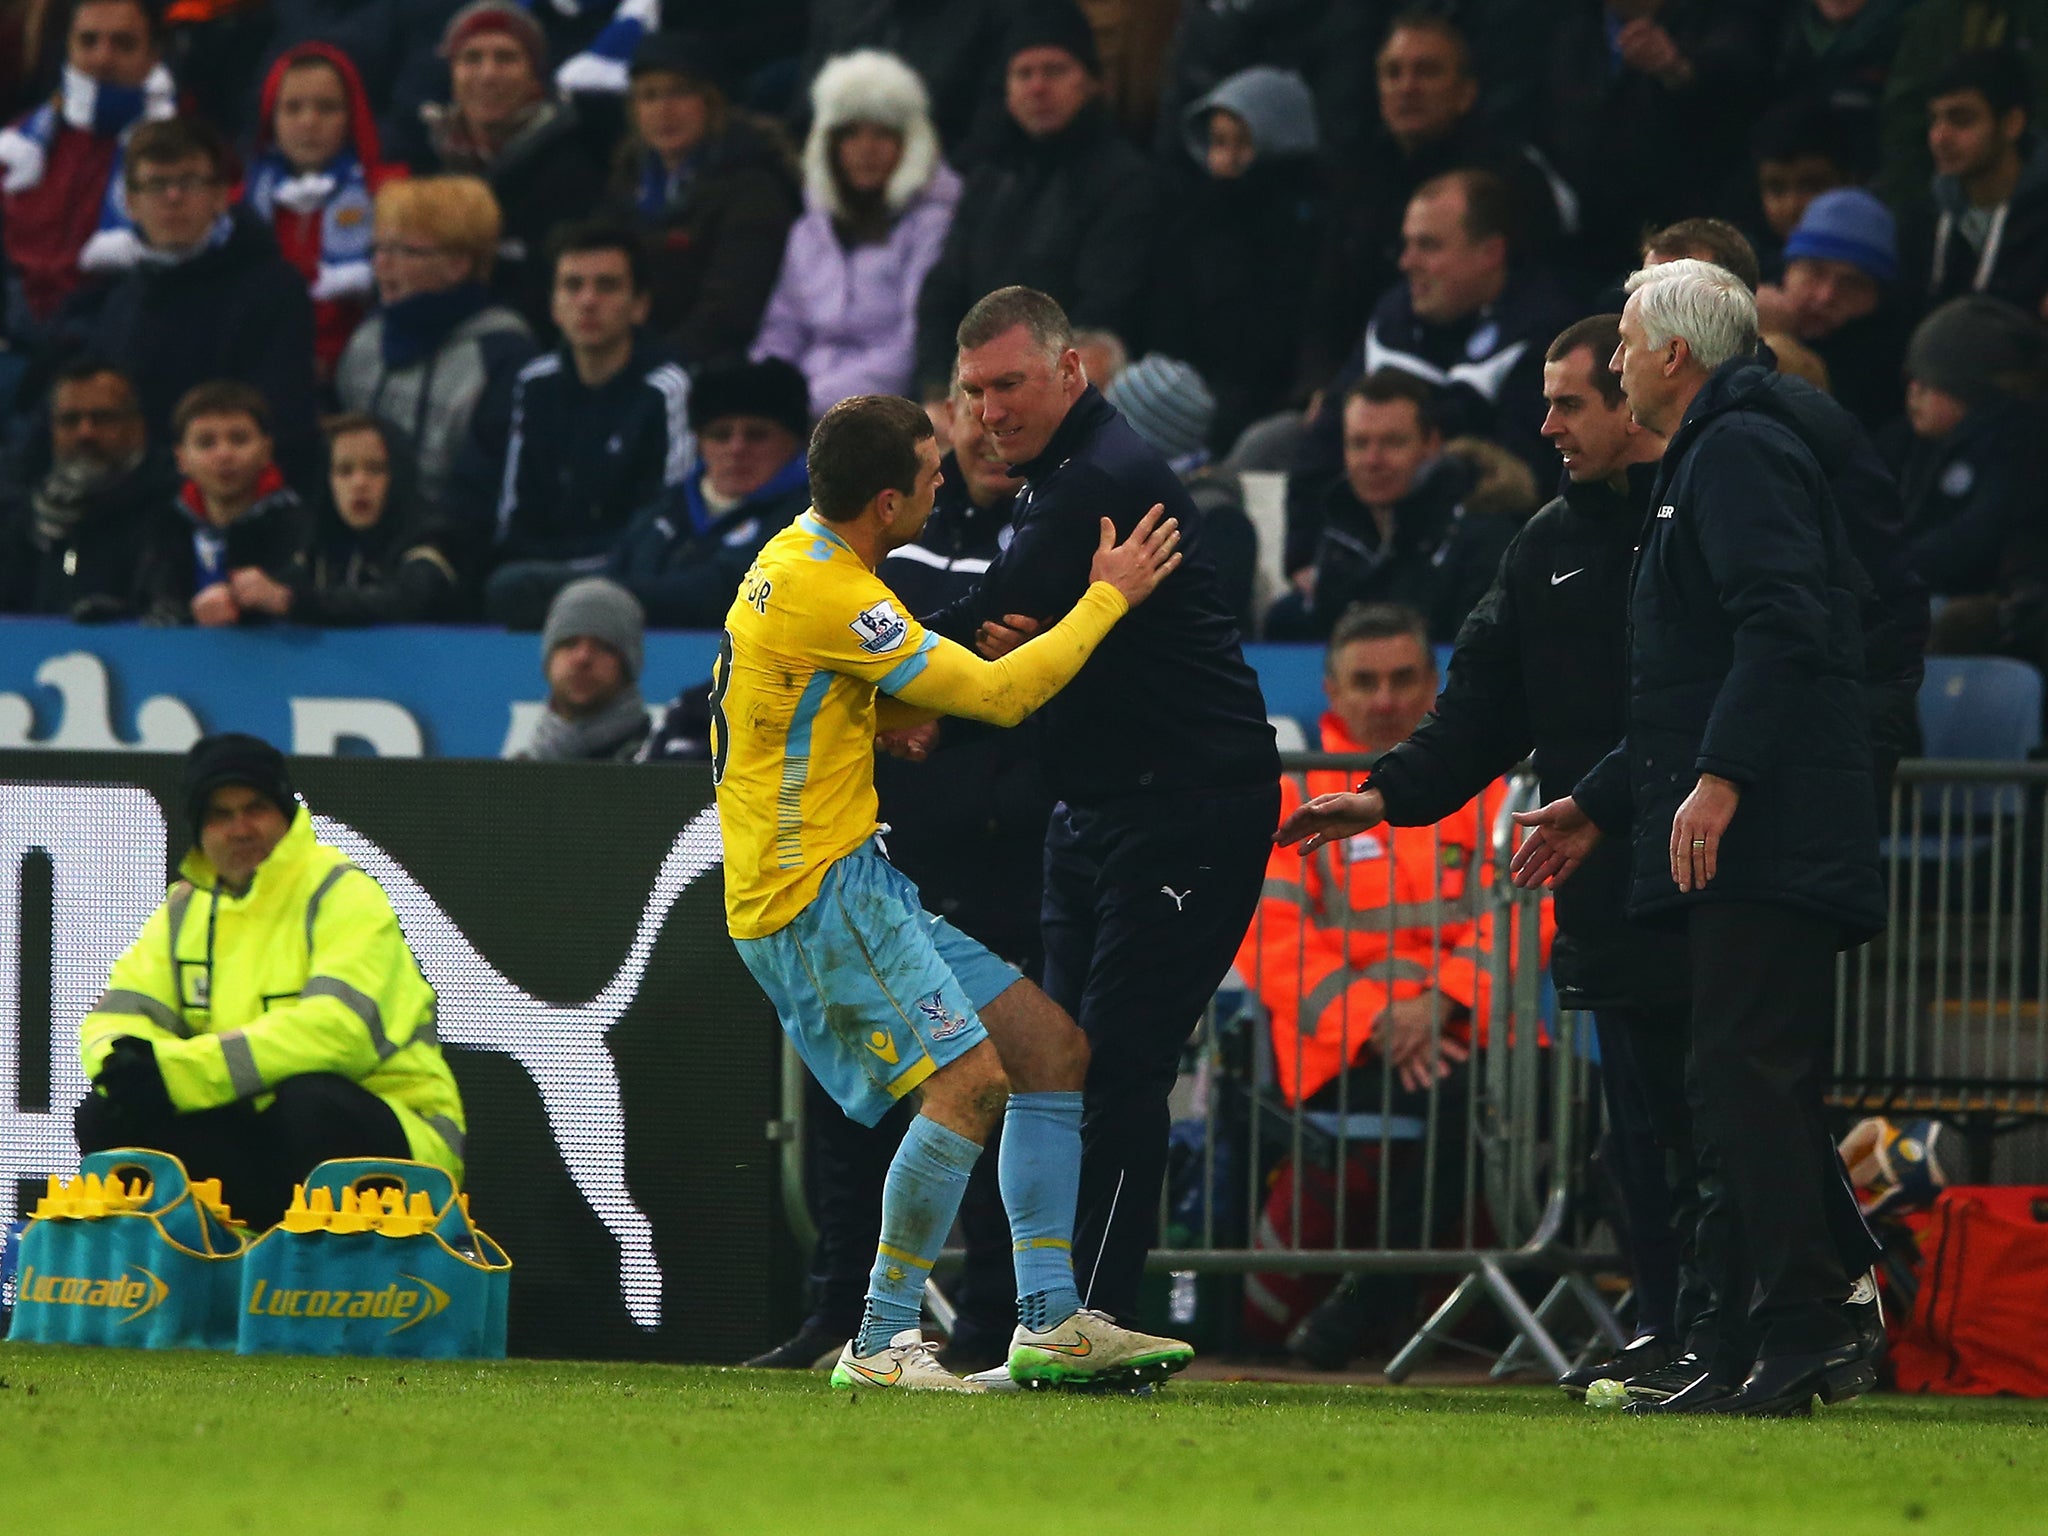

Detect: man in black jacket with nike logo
1512,261,1886,1417
1280,303,1903,1415
1277,315,1703,1388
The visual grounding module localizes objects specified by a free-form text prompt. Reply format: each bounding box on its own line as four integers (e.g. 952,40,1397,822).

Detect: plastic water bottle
0,1217,24,1328
1169,1270,1197,1327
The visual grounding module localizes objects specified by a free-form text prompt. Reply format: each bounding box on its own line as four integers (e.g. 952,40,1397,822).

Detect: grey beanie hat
1906,295,2047,408
543,578,645,682
1106,354,1216,463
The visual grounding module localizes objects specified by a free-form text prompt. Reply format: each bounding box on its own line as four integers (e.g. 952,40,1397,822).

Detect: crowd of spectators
3,0,2048,673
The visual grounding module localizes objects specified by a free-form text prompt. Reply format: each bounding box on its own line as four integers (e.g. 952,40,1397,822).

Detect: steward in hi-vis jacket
1237,709,1545,1106
77,733,464,1227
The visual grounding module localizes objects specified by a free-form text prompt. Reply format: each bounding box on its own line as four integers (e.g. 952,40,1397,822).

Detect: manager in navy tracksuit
927,286,1280,1327
1515,261,1886,1417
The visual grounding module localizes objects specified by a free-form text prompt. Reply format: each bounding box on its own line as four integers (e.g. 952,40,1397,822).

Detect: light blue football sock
855,1113,983,1355
1000,1090,1084,1332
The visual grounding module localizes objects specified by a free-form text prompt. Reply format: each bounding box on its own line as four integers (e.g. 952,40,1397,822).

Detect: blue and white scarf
246,149,378,301
0,63,178,275
551,0,663,95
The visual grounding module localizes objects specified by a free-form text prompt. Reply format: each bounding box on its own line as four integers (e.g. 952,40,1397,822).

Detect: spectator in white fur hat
751,50,962,414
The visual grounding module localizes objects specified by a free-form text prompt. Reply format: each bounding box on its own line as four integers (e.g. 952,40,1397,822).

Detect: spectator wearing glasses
86,117,320,486
0,355,174,617
335,175,535,509
0,0,175,337
600,356,811,627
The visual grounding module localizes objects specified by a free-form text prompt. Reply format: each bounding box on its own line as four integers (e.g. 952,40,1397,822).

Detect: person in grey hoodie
1146,64,1324,455
1903,49,2048,317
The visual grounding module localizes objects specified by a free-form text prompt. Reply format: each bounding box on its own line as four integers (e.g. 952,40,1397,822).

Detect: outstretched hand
1274,789,1387,854
1089,503,1181,606
1508,795,1601,889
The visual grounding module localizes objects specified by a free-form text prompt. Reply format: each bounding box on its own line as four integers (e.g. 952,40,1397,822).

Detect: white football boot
1006,1308,1195,1388
829,1328,985,1392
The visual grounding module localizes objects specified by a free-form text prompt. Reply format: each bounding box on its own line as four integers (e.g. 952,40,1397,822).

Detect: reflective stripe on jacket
1233,713,1551,1105
80,805,466,1180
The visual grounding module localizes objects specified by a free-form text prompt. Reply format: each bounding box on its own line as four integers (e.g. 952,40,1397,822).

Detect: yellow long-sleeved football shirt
714,511,1128,938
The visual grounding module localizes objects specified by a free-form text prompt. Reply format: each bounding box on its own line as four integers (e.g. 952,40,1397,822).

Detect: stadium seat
1919,655,2043,762
1889,656,2045,858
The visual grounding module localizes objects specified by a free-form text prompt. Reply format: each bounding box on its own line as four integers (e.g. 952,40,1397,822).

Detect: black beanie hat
629,29,730,95
688,357,812,439
184,733,296,845
1906,295,2048,409
1005,0,1102,77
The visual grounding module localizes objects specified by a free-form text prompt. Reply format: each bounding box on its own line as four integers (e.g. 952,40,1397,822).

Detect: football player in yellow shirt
717,393,1194,1391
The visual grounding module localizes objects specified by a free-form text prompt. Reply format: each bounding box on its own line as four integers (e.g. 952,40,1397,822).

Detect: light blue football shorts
735,843,1018,1126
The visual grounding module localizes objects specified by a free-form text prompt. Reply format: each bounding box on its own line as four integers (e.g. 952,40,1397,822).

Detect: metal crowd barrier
769,755,2048,1378
772,752,1621,1379
1149,753,1618,1380
1834,760,2048,1180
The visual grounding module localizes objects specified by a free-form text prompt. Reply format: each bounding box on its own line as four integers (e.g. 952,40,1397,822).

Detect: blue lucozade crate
236,1159,510,1360
5,1149,249,1350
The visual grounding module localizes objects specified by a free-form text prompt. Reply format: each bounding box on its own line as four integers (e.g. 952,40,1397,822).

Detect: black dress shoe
1845,1269,1887,1359
1622,1350,1713,1403
1708,1338,1881,1418
1624,1368,1740,1415
742,1325,849,1369
1287,1276,1371,1371
1559,1335,1673,1399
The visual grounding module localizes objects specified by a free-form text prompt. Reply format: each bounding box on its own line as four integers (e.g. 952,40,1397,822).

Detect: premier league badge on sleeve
850,600,909,654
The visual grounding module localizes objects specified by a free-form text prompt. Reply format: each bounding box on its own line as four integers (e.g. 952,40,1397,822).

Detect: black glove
94,1036,174,1119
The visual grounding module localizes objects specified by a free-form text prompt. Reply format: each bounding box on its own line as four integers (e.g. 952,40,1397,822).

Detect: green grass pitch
3,1344,2045,1535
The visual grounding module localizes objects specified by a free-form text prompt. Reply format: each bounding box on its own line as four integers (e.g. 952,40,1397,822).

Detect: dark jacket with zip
1902,137,2048,315
604,457,810,628
1572,359,1886,941
923,386,1278,805
1368,462,1688,1010
0,451,178,620
1279,455,1515,644
87,208,321,485
134,480,308,625
912,102,1159,397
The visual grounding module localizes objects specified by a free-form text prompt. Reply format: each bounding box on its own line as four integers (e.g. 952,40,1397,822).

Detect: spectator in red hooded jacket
247,42,406,381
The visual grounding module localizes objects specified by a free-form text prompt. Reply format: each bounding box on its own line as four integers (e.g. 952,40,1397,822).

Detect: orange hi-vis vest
1233,713,1554,1106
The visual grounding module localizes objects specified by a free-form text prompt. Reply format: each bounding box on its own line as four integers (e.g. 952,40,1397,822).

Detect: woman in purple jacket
750,49,961,414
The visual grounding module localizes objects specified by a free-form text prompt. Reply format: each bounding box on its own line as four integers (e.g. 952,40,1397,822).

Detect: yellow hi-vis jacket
79,805,466,1182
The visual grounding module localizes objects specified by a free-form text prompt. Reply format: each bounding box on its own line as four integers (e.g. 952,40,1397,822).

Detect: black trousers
1686,902,1881,1359
1042,782,1279,1324
796,1073,1016,1348
1592,1006,1696,1341
74,1073,410,1229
